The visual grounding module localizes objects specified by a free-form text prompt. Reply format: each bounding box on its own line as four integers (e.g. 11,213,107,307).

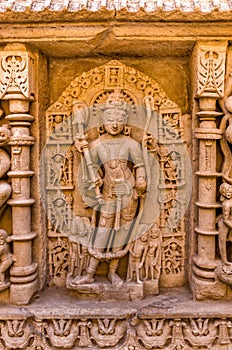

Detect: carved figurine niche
48,114,72,142
47,190,73,236
47,145,74,189
66,90,158,299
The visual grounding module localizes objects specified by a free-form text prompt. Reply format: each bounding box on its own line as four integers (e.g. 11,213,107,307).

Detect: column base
191,274,227,300
10,278,39,305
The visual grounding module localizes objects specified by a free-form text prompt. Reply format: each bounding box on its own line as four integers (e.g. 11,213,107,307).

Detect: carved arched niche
44,60,190,298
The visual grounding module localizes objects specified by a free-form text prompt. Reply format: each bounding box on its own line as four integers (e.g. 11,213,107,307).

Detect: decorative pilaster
0,43,38,304
192,42,227,299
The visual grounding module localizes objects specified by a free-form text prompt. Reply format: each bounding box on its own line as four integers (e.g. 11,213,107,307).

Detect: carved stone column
192,41,227,299
0,43,38,304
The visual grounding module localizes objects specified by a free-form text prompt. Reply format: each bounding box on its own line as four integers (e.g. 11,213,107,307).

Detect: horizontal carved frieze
0,314,231,349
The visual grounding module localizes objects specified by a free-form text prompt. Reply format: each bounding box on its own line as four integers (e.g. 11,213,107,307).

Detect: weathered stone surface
0,3,232,349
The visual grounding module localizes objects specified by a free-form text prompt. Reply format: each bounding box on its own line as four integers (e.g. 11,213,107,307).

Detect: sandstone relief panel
44,60,190,300
1,39,232,350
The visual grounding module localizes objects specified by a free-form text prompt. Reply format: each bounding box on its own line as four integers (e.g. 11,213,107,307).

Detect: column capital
195,41,227,100
0,43,35,102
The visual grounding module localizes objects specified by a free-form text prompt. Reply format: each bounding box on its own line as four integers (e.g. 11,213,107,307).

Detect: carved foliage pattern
0,316,231,349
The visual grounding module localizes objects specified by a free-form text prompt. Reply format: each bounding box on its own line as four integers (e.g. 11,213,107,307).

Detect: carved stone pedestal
67,276,145,301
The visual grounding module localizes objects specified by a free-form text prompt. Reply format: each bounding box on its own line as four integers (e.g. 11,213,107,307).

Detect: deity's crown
101,88,128,112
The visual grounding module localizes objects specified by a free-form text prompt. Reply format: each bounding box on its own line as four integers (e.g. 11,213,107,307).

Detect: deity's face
140,232,149,242
54,115,63,123
102,108,127,136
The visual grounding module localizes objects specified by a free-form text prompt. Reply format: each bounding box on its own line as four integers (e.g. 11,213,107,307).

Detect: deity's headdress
100,88,129,114
98,89,131,135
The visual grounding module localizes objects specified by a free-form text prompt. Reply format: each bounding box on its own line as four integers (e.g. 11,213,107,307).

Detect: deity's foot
108,271,123,287
71,275,94,285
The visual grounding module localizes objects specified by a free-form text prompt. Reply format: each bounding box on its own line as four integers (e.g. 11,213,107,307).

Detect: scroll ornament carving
0,316,230,349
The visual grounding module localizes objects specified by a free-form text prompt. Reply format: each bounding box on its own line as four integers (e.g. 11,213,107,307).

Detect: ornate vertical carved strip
192,41,227,299
0,43,38,304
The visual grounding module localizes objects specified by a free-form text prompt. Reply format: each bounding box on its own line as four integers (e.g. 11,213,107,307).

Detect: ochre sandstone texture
1,1,232,349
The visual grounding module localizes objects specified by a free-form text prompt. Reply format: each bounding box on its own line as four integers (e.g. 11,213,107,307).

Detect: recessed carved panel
44,60,189,298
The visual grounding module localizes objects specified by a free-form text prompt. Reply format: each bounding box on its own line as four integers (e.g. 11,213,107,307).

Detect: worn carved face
141,232,149,242
224,190,232,199
220,183,232,199
0,235,5,245
150,229,159,239
103,108,127,136
0,130,9,146
54,115,63,123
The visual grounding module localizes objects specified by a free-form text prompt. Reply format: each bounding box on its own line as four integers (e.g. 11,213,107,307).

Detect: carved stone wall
1,5,232,349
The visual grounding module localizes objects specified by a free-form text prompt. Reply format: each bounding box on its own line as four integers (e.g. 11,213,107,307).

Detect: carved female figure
71,91,147,286
127,231,149,283
0,229,14,288
218,182,232,265
0,125,11,215
144,225,161,280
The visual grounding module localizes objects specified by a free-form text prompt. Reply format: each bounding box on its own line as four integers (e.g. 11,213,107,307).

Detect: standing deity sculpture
65,90,160,299
69,90,147,288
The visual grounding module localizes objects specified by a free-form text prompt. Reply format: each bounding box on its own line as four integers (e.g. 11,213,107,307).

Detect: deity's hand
95,175,103,188
224,219,232,230
74,137,89,153
143,133,158,152
135,177,147,197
